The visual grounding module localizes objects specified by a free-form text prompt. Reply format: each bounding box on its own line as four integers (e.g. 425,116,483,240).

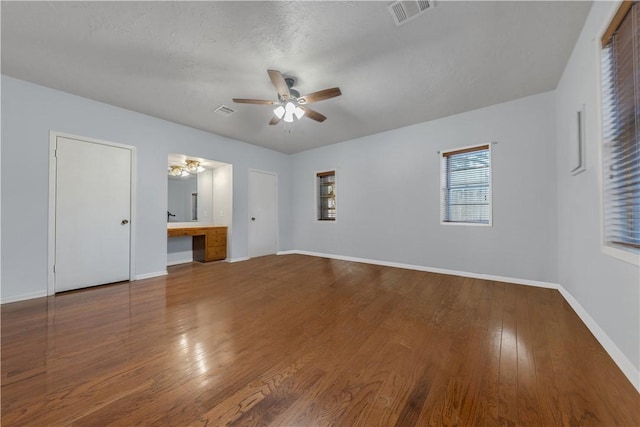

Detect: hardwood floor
2,254,638,426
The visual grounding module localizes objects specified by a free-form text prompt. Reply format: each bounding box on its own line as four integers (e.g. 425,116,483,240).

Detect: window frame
440,143,493,227
316,170,337,222
597,0,640,266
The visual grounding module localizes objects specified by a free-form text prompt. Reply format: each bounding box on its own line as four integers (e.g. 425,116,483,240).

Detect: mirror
168,173,202,222
167,154,231,224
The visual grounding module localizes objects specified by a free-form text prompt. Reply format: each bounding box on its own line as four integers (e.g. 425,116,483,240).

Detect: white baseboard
166,259,193,267
278,249,640,392
227,257,250,263
557,286,640,392
284,250,559,289
1,290,48,304
277,250,298,256
134,271,167,280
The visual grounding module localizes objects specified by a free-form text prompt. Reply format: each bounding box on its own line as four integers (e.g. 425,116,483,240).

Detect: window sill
440,221,492,227
602,245,640,267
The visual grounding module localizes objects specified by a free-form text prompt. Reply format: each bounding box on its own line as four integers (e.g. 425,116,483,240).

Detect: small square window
440,144,492,225
317,171,336,221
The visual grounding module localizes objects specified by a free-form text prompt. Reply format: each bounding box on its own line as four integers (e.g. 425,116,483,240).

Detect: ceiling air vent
388,0,433,26
214,105,235,117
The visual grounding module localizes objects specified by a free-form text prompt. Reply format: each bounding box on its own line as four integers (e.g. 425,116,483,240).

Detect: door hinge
53,265,56,273
54,149,57,158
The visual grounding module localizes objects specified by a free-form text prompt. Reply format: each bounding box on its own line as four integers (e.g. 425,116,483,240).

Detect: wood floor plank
541,287,640,426
524,286,563,427
498,281,518,427
469,281,504,426
514,285,543,426
1,255,638,426
414,276,478,426
354,275,452,426
267,296,401,425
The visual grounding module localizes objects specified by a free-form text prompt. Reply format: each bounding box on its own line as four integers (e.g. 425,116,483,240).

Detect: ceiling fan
232,70,341,125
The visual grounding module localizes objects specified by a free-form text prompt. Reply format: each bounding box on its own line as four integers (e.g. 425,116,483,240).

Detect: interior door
248,170,278,258
54,136,132,292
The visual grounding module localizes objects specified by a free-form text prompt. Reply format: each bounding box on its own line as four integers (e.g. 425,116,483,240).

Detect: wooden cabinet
167,226,227,262
206,228,227,261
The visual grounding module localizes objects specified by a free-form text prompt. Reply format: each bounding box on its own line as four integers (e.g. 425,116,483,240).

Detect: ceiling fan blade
300,106,327,123
267,70,291,100
298,87,342,104
232,98,277,105
269,115,281,126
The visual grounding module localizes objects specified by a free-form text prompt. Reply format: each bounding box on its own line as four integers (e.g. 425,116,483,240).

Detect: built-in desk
167,226,227,262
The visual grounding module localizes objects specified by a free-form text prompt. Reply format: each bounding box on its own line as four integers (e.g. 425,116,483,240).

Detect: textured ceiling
1,1,592,154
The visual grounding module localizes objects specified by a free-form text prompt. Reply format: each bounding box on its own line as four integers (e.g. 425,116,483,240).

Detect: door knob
121,219,129,225
251,217,256,221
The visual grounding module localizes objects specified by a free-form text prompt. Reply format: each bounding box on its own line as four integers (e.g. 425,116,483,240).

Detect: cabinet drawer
206,246,226,261
207,234,226,247
212,227,227,235
168,228,199,237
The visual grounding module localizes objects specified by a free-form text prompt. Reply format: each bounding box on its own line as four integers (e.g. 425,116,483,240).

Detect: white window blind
601,1,640,252
440,144,491,225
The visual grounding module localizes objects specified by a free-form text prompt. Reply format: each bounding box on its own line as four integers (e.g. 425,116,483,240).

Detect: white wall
197,169,213,223
213,165,233,227
213,164,234,259
166,237,193,266
291,92,558,283
1,75,292,301
555,2,639,380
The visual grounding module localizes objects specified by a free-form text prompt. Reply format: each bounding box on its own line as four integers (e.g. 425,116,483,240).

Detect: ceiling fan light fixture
233,70,341,126
285,101,296,114
284,101,297,122
274,105,285,119
284,112,294,123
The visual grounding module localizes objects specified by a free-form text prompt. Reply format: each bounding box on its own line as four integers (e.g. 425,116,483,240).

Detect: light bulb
274,105,285,119
294,106,305,120
185,160,199,172
168,166,184,176
284,111,294,123
184,160,205,173
285,102,296,114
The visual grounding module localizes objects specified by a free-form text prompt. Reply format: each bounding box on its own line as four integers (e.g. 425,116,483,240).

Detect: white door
248,170,278,258
54,136,132,292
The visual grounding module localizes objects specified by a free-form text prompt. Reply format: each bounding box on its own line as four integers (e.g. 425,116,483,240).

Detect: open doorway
167,154,233,265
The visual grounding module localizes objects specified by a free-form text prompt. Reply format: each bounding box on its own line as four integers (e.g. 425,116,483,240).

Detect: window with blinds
440,144,492,225
317,171,336,221
601,1,639,254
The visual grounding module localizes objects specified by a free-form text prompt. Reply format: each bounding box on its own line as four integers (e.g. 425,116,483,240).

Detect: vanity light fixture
185,160,205,173
168,165,189,177
168,160,205,177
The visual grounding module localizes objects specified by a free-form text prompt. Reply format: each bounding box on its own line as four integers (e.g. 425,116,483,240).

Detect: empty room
1,1,639,426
